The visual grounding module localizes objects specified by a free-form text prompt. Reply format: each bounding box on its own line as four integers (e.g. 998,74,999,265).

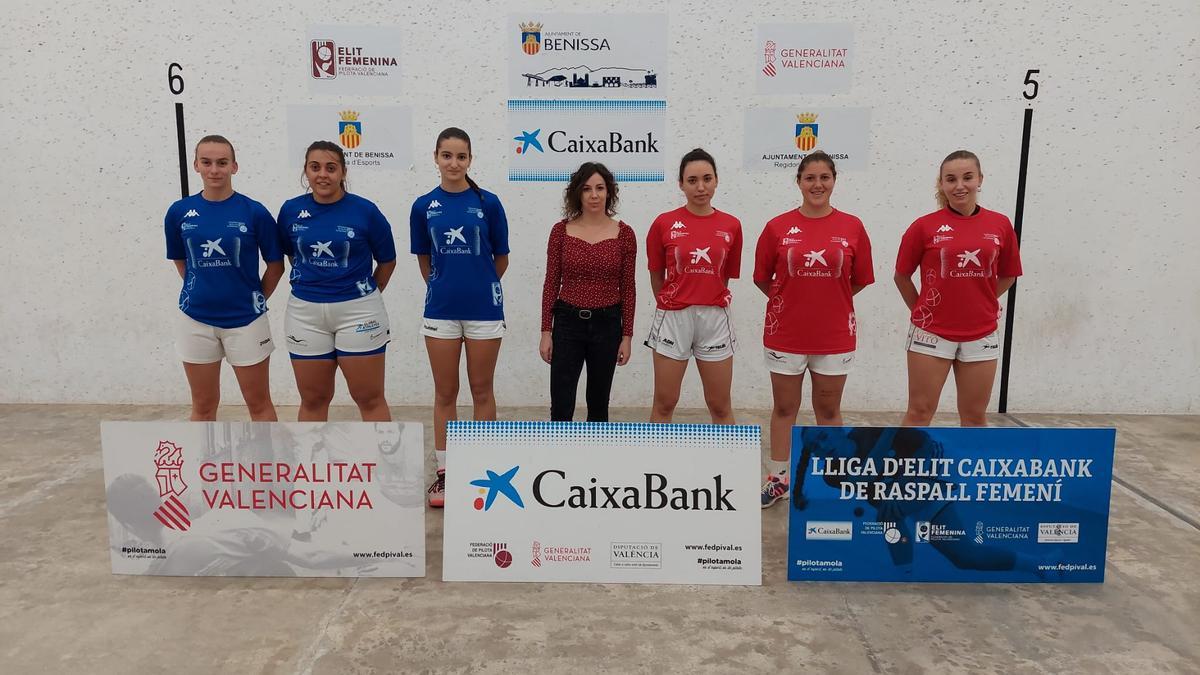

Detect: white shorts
644,306,736,362
175,312,274,367
764,348,855,376
285,291,390,359
420,318,506,340
906,324,1000,362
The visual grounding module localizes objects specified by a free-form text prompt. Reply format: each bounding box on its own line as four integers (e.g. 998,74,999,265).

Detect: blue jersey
409,186,510,321
164,192,282,329
277,193,398,303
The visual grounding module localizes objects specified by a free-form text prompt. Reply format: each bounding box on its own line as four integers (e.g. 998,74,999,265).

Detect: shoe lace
428,473,445,494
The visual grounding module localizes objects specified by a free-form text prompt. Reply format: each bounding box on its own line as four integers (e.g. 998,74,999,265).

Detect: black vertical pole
998,107,1032,413
175,102,189,198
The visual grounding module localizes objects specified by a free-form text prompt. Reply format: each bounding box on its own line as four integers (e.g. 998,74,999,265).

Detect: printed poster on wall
508,100,666,182
101,421,425,577
756,23,853,94
306,25,403,96
743,107,871,172
287,104,412,170
787,426,1115,583
443,422,762,585
507,13,667,97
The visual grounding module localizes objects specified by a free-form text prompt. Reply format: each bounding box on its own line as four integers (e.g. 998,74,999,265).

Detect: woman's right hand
539,332,553,364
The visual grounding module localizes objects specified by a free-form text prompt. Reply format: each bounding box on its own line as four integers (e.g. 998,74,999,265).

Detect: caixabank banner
101,422,425,577
787,427,1115,583
508,99,666,182
443,422,762,585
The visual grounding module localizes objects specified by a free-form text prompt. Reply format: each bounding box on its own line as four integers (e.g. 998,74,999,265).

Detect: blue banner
787,427,1115,583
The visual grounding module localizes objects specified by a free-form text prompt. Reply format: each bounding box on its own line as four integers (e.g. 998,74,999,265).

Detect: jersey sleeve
486,193,511,256
276,204,295,257
753,223,776,283
997,221,1023,277
852,220,875,287
540,222,565,332
164,204,185,260
368,202,398,263
895,221,925,276
409,199,431,255
254,203,283,263
645,216,665,272
725,219,743,280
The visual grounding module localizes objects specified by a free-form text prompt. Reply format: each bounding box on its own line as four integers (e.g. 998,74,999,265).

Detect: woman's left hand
616,336,632,366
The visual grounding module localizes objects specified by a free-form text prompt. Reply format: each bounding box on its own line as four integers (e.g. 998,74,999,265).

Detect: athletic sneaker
761,473,789,508
427,470,445,508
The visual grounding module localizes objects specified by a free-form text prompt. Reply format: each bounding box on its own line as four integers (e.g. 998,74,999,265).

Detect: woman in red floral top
539,162,637,421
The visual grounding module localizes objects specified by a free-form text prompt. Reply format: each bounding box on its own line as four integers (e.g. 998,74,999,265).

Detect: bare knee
653,391,680,417
904,399,938,426
433,384,459,408
811,396,842,425
350,386,386,411
705,396,733,420
468,379,494,405
298,386,333,410
773,398,801,420
190,396,219,421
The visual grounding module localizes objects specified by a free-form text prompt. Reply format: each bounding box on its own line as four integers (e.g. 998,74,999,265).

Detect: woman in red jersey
894,150,1022,427
539,162,637,422
754,151,874,508
645,148,743,424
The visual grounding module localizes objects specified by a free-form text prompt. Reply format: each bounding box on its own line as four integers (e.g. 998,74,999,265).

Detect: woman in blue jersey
165,135,283,421
278,141,398,422
410,127,510,508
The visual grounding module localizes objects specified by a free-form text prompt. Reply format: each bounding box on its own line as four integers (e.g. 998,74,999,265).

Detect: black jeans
549,301,623,422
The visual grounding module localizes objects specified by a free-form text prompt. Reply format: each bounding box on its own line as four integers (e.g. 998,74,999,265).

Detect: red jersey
753,209,874,354
646,207,742,310
895,206,1022,341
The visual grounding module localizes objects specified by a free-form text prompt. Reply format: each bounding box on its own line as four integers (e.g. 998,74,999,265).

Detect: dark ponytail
436,127,484,203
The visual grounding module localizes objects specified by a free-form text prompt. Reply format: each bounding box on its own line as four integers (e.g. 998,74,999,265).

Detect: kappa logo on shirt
787,227,802,235
298,210,312,219
670,221,689,239
184,209,199,218
937,224,953,233
803,249,827,267
201,239,226,257
430,200,442,209
689,247,712,264
671,221,685,229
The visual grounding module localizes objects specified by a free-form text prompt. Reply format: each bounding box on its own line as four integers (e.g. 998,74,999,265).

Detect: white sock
768,459,788,478
435,449,446,473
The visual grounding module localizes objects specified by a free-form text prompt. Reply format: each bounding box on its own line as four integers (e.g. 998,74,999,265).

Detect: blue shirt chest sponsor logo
437,225,478,255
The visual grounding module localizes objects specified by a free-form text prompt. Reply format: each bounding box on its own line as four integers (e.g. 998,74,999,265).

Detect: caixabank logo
512,127,659,155
469,465,736,511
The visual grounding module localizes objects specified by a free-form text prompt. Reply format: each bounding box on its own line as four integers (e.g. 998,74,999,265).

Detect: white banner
102,422,425,577
756,23,854,95
286,104,412,170
507,13,667,98
508,100,666,182
743,107,871,172
443,422,762,585
306,25,403,96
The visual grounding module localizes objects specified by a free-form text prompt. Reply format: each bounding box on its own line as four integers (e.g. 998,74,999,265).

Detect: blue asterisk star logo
513,129,544,154
470,466,525,510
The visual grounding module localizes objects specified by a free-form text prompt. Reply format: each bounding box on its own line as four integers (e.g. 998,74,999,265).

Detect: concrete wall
2,0,1197,413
